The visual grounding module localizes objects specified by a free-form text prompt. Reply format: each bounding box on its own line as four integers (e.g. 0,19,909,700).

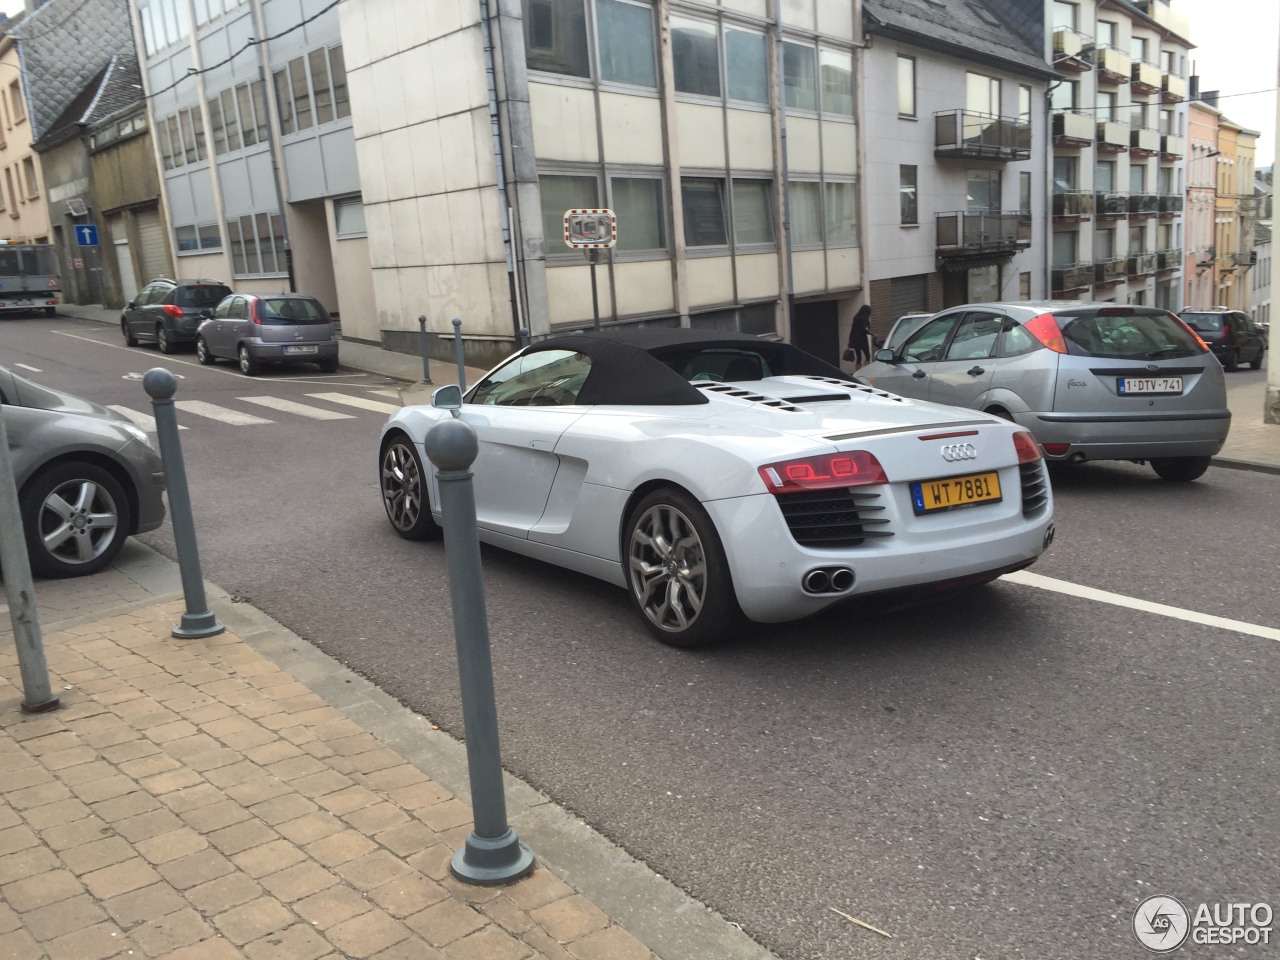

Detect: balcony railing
1053,27,1092,69
1131,127,1160,154
1127,252,1158,276
1159,194,1183,214
934,110,1032,160
1132,61,1162,94
1096,192,1130,217
1053,192,1095,218
1093,46,1132,82
1129,194,1160,215
1157,249,1184,271
1097,120,1130,149
1053,110,1093,141
1095,258,1128,283
1052,264,1094,292
1161,134,1185,156
936,211,1033,257
1162,73,1188,102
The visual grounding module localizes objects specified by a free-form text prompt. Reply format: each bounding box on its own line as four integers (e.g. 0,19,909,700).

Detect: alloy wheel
381,442,422,532
36,479,119,567
628,504,708,632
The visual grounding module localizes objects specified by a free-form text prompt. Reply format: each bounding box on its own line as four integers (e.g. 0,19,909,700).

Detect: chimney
1189,75,1199,100
1201,89,1220,108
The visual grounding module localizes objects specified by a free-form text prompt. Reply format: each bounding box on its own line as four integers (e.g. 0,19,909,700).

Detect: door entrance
791,300,841,366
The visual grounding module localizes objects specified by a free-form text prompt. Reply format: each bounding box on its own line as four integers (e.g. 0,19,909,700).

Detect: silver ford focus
859,302,1229,482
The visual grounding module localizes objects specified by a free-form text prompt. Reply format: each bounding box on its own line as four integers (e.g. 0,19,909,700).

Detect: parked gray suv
859,302,1229,481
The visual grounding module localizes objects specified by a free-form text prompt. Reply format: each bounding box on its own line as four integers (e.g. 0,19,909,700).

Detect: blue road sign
75,224,99,247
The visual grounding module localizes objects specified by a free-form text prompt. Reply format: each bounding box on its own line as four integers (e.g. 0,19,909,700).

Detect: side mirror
126,301,136,309
875,349,896,363
431,384,463,414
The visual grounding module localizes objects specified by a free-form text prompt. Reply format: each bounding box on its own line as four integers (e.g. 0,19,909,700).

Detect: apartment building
135,0,373,333
0,22,51,243
1251,168,1271,326
860,0,1052,337
339,0,863,368
1183,95,1217,309
1047,0,1190,310
1212,116,1259,312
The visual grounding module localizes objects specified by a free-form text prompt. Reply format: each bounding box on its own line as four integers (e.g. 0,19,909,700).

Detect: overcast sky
1178,0,1278,166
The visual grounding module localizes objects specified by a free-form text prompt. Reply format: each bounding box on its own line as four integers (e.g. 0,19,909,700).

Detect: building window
966,72,1001,116
1096,160,1115,193
157,119,174,170
1129,225,1146,253
221,90,241,151
1096,20,1115,48
1053,230,1077,267
1129,163,1147,194
819,49,853,116
967,169,1002,213
1018,84,1031,124
178,109,197,163
273,45,348,137
175,225,199,252
1129,102,1147,129
3,169,15,217
1157,165,1173,194
21,157,36,198
330,47,350,119
825,181,858,245
1097,228,1114,260
539,173,599,250
1096,90,1116,121
1053,156,1077,192
1131,36,1148,63
671,16,720,97
610,176,666,251
725,27,767,104
226,212,286,276
598,0,656,87
1019,271,1031,299
194,0,247,27
681,177,727,247
334,196,367,237
198,224,222,249
174,222,221,252
236,83,258,146
1019,171,1031,213
899,165,917,224
7,81,23,123
524,0,590,78
1052,1,1077,29
897,56,915,117
138,0,191,56
731,178,773,245
788,181,822,245
1051,80,1077,112
782,41,817,111
290,58,313,131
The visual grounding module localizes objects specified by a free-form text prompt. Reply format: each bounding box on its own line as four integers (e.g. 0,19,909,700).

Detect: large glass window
967,169,1002,213
471,350,593,406
819,48,853,116
1096,20,1115,47
598,0,655,87
178,109,197,163
1096,160,1115,192
731,179,773,245
610,176,665,251
166,116,182,167
1019,171,1031,213
1131,36,1148,63
330,47,350,119
221,89,241,151
1052,0,1076,29
899,166,917,224
539,174,599,250
1053,156,1077,192
1096,90,1116,121
1051,80,1077,112
966,72,1001,116
273,70,294,135
681,177,727,247
1130,163,1147,193
175,225,199,252
1096,229,1114,259
897,56,915,116
825,181,858,245
290,58,313,131
1052,231,1077,266
671,16,719,97
524,0,590,77
782,41,816,111
725,28,767,104
236,83,257,147
310,49,334,125
789,181,822,245
250,80,270,141
198,224,222,249
1129,225,1145,253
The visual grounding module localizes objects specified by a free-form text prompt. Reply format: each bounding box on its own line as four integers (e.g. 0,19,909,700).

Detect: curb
1211,455,1280,477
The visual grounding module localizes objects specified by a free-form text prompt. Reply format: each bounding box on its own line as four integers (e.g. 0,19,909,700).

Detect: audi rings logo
940,443,978,462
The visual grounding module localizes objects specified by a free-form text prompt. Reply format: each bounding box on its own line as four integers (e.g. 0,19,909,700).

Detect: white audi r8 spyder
378,330,1054,647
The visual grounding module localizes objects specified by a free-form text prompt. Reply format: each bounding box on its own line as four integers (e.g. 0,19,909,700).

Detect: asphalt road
5,315,1278,960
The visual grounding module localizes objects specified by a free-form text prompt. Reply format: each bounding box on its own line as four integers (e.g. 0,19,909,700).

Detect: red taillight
1023,313,1068,354
1042,443,1070,457
162,304,184,319
1166,312,1209,352
1013,431,1042,464
758,451,888,494
1220,322,1230,342
251,300,262,324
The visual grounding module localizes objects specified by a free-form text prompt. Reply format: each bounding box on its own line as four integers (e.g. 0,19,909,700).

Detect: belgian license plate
283,345,318,355
1118,376,1182,395
911,471,1002,514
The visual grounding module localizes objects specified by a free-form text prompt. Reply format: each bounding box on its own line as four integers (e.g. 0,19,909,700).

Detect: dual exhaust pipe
802,566,855,595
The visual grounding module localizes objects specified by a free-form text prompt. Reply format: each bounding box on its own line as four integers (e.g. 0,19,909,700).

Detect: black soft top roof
527,329,854,406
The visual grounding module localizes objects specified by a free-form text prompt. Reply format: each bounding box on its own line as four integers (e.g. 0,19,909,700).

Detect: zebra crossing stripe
368,388,402,399
107,405,189,432
306,392,401,414
237,396,356,420
174,400,275,425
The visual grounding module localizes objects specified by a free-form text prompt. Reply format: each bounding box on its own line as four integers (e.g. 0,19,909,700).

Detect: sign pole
587,249,601,331
563,209,616,332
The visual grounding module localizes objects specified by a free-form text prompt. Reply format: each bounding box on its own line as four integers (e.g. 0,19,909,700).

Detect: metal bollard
519,327,530,350
451,318,466,393
0,406,59,713
424,417,534,885
143,369,224,640
417,315,433,385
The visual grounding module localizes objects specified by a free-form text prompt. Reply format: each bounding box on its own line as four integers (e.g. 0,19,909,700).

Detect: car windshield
0,250,20,275
658,348,776,382
175,285,232,308
257,297,329,324
1058,312,1205,360
1178,312,1225,333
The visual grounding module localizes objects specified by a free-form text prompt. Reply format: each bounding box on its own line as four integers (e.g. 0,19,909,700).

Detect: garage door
890,274,928,317
134,207,170,284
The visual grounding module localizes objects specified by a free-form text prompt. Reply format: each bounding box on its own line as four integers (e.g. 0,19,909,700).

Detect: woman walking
845,304,872,367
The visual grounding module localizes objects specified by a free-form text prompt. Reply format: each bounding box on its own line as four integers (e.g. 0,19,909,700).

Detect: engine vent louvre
695,383,802,411
1020,461,1050,516
799,375,905,402
775,489,894,548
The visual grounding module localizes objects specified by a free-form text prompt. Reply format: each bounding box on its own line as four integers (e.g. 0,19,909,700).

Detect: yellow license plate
911,471,1002,514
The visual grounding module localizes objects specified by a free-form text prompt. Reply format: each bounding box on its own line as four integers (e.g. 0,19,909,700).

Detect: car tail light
1166,312,1209,352
1024,313,1068,354
1042,443,1070,456
1220,321,1230,342
252,300,262,324
162,304,184,319
1013,432,1042,464
759,451,888,493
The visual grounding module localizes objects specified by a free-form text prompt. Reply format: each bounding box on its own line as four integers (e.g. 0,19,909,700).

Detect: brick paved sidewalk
0,601,659,960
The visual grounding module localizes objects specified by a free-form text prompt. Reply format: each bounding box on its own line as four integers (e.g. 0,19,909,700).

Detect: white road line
107,405,188,432
306,392,401,414
14,363,41,373
174,400,275,425
237,396,356,420
1003,570,1280,643
368,388,402,398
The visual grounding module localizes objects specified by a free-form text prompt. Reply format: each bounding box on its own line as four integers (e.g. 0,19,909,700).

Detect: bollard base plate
172,610,225,639
450,829,535,886
21,697,61,714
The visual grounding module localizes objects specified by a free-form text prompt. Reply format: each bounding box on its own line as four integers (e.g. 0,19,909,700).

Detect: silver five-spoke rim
38,480,119,566
239,347,251,373
629,504,707,632
197,340,207,361
381,443,422,531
